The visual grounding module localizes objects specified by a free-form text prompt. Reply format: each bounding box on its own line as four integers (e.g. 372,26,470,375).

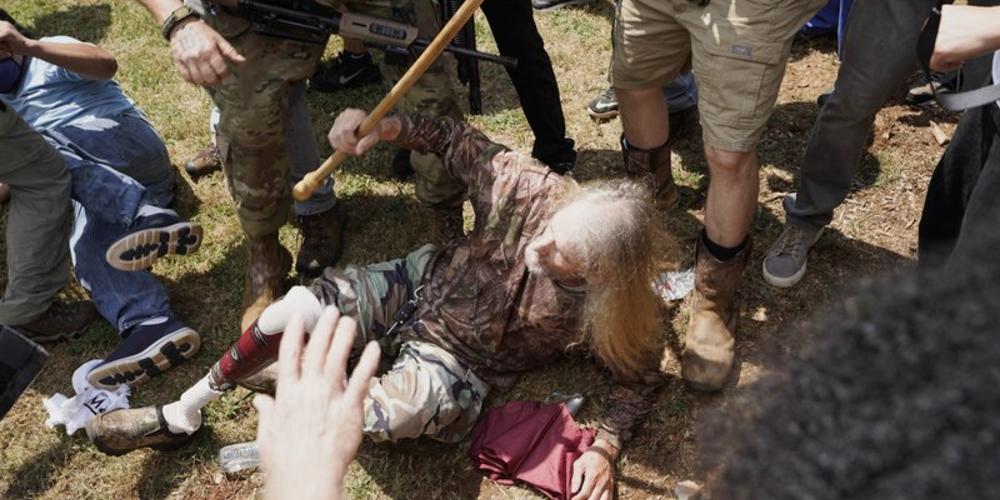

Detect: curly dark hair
701,254,1000,499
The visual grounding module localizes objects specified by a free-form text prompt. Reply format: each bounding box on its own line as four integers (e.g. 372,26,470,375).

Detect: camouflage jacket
394,115,664,447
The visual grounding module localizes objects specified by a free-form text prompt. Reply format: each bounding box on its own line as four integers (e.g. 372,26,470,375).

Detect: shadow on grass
134,427,233,500
354,440,484,500
29,4,112,43
1,437,75,498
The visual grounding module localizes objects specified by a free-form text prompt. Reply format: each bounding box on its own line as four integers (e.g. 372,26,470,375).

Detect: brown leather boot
621,135,678,209
296,204,347,278
184,144,222,179
241,234,292,332
682,235,752,391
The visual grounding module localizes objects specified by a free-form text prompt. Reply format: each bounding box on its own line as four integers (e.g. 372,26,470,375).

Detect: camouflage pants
310,244,490,443
205,1,465,238
347,0,467,209
203,8,327,237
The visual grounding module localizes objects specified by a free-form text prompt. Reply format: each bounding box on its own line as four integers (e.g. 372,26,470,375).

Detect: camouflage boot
295,204,347,278
621,135,678,210
682,236,751,392
86,405,194,456
241,233,292,332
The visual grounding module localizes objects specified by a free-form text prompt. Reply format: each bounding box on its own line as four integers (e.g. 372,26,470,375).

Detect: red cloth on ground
469,400,597,500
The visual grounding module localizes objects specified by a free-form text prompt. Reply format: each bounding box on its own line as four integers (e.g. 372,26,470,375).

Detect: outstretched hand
327,108,401,156
254,307,381,500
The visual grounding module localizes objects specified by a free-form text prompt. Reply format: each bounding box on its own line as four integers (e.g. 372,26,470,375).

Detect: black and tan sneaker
587,87,618,120
184,144,222,180
532,0,595,10
87,317,201,389
295,204,347,277
86,405,195,456
8,300,97,344
106,209,202,272
310,51,383,93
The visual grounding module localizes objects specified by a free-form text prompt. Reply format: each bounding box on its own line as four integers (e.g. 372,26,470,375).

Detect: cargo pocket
696,32,787,130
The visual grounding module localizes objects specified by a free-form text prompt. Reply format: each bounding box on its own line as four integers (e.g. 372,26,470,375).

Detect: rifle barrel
412,40,517,68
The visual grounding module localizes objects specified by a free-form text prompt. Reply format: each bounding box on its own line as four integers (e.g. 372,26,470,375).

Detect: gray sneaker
762,223,823,288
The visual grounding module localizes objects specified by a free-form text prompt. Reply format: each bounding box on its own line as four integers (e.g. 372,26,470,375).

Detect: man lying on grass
87,109,671,500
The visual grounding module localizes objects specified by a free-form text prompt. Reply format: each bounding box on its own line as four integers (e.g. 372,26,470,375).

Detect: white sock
139,316,169,327
257,286,324,335
135,204,176,220
162,376,224,434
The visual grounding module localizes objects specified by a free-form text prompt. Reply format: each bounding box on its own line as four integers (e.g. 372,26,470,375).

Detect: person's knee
705,146,757,174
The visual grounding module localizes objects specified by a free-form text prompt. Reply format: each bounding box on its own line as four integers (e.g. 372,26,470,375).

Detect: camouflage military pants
347,0,467,210
310,244,490,443
202,8,326,237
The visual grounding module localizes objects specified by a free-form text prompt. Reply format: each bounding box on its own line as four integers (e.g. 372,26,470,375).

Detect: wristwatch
162,5,201,41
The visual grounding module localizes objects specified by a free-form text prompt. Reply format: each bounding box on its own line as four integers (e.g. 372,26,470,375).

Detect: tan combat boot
682,236,752,391
240,233,292,332
622,135,678,209
184,144,222,180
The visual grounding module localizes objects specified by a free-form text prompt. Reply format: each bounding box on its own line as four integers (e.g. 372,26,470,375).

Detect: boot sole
88,328,201,389
588,107,619,120
761,228,824,289
106,222,203,272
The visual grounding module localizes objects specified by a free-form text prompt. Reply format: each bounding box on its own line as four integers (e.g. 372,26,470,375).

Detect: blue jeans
45,113,175,334
288,82,336,216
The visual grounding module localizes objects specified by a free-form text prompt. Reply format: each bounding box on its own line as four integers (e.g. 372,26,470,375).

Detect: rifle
211,0,516,69
442,0,482,114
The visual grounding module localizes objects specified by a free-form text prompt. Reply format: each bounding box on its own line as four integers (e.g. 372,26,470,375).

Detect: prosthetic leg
86,286,323,455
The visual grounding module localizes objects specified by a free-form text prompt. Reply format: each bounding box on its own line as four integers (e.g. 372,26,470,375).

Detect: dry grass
0,1,957,499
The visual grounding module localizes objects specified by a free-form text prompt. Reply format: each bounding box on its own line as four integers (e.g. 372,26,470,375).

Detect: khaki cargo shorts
610,0,826,152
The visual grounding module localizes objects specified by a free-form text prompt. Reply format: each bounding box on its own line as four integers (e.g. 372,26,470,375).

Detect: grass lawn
0,1,958,498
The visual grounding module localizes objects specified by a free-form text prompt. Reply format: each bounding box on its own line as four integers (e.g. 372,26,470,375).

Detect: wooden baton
292,0,486,201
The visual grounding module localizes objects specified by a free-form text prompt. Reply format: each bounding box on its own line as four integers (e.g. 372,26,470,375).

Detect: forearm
23,39,117,80
933,5,1000,71
953,6,1000,57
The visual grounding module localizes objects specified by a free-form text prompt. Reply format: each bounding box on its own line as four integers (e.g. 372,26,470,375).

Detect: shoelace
775,226,805,257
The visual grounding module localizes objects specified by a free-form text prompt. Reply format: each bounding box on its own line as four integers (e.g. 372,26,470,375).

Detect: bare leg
704,147,759,247
618,87,670,148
